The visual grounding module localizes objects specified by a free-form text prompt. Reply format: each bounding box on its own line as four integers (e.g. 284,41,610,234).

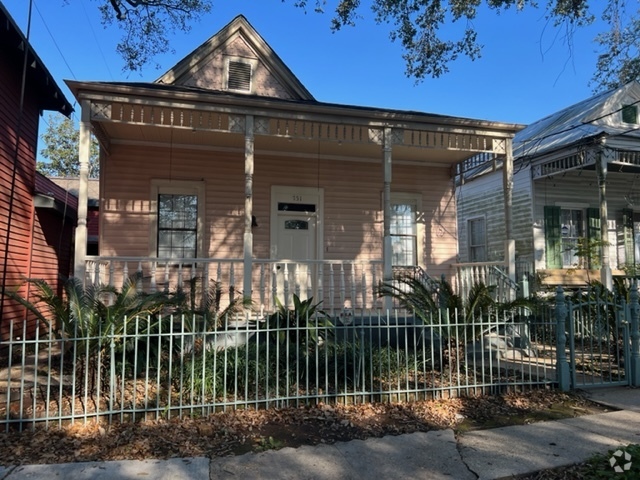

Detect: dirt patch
0,388,612,466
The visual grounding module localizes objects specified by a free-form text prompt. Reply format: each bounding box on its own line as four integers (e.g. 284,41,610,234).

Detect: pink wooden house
67,16,521,314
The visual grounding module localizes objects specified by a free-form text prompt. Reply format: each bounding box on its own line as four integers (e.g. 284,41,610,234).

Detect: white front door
271,187,323,307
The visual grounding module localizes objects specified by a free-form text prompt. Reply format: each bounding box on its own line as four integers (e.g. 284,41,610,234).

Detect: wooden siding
0,49,40,339
457,166,533,265
100,144,458,280
0,45,75,340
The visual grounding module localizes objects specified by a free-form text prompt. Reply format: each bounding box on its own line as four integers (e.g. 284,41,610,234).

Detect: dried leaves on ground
0,389,610,467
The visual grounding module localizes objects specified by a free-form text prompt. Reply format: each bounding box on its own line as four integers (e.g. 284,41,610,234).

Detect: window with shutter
586,208,600,268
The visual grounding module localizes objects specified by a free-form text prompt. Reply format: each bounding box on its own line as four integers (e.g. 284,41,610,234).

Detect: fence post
519,274,529,299
555,286,571,391
630,281,640,387
439,274,448,322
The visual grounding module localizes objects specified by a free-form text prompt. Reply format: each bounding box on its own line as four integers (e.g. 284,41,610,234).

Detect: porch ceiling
97,120,493,167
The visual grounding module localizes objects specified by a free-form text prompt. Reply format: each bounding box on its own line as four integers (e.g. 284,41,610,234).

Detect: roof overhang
0,4,73,116
66,80,523,167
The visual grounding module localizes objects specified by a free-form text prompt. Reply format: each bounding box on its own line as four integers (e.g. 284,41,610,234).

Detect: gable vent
227,61,252,92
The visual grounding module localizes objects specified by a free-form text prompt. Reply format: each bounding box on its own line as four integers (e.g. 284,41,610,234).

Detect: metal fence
0,308,558,431
3,285,639,432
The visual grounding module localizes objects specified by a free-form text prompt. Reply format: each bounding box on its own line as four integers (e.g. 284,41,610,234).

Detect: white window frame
389,193,423,267
224,56,257,94
149,180,205,259
467,216,487,262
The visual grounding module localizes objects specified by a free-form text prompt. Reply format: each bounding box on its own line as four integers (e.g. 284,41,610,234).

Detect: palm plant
377,273,532,338
177,278,253,332
3,273,181,379
263,295,334,346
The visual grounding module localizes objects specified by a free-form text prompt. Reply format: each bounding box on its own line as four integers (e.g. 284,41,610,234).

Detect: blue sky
5,0,608,126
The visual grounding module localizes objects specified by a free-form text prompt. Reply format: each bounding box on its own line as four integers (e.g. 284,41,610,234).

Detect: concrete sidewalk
1,386,638,480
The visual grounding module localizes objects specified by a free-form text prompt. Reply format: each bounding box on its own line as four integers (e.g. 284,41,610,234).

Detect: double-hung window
389,194,421,267
151,180,204,260
158,194,198,259
468,217,487,262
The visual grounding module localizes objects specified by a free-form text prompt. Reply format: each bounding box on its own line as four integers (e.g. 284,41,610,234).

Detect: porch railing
453,262,519,303
85,257,385,315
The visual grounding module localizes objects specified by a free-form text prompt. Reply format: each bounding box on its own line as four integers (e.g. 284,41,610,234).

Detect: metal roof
514,81,640,160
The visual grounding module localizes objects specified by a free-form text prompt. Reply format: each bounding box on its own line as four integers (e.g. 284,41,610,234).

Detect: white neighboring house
457,81,640,290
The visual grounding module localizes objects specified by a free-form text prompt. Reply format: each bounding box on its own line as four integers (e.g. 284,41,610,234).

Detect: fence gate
566,292,631,389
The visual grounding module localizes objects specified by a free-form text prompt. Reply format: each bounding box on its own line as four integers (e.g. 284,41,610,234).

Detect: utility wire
32,0,76,81
79,0,115,81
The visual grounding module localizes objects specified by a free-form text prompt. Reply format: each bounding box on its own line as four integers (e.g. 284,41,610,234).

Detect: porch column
243,115,255,298
73,99,91,281
597,147,612,289
383,127,393,312
502,137,516,285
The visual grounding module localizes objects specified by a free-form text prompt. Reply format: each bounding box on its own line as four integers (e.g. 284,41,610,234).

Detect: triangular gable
583,81,640,128
156,15,314,101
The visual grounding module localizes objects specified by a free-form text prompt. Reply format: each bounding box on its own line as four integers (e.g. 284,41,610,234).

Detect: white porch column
502,137,516,284
73,99,91,281
243,115,255,298
383,127,393,312
597,147,612,289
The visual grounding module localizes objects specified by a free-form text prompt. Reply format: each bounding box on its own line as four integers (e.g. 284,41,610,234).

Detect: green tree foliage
37,113,99,178
593,0,640,90
97,0,212,71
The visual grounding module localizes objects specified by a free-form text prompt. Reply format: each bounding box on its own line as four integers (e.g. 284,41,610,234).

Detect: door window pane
561,209,583,267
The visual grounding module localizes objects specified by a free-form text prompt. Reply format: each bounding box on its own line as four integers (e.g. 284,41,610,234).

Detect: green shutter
544,206,562,269
623,208,635,267
586,208,601,268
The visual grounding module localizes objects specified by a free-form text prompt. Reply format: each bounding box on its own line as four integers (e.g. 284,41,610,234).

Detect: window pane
560,209,583,267
390,203,417,266
158,193,198,258
468,218,486,262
